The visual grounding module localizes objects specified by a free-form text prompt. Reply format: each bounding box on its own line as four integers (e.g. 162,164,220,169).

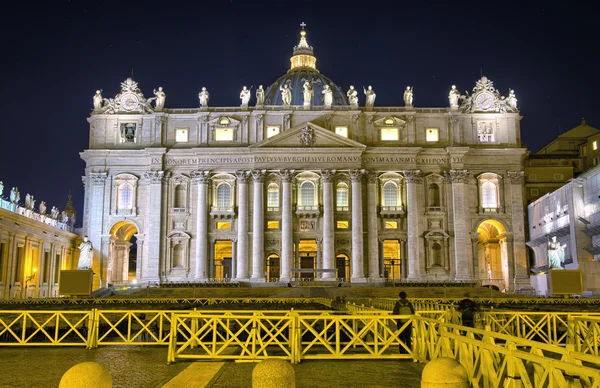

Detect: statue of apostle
153,87,166,111
404,86,413,106
198,87,210,107
240,86,251,107
77,236,93,270
322,84,333,107
39,201,47,215
303,81,313,106
280,84,292,106
506,89,518,110
364,85,376,108
347,85,358,106
256,85,265,106
448,85,460,108
93,90,103,110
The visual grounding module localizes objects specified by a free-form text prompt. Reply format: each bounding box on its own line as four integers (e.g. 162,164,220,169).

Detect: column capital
349,169,365,182
470,232,480,243
402,170,422,183
507,171,524,184
235,170,252,183
365,170,379,184
191,170,211,184
90,172,108,186
444,169,469,183
320,169,337,182
279,169,295,182
252,169,266,183
143,170,168,184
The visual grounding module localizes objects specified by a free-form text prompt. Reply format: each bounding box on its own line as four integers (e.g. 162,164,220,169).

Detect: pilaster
279,169,294,283
404,170,422,279
192,170,210,280
349,170,366,282
446,169,472,280
235,170,251,280
251,170,266,282
321,169,336,279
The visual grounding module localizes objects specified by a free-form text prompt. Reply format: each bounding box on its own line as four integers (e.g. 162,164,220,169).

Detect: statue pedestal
59,270,93,297
200,107,208,111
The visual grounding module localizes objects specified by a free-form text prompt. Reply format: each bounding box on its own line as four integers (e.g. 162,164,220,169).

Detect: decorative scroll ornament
365,170,379,184
143,170,166,184
279,169,295,182
191,170,211,184
507,171,524,184
300,126,315,147
320,169,337,182
459,76,519,114
94,78,155,115
252,170,266,182
349,169,365,182
90,172,108,185
403,170,423,183
444,169,469,183
235,170,252,183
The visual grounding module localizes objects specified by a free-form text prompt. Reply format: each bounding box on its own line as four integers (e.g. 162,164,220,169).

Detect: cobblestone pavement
0,347,188,388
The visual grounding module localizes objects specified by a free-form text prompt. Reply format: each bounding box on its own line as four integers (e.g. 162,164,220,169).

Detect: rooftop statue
347,86,358,106
364,85,376,108
0,181,3,198
256,85,264,106
448,85,460,108
404,86,413,107
280,84,292,106
507,89,518,110
95,78,154,114
240,86,251,107
303,81,313,106
153,87,166,111
199,87,210,107
51,206,59,219
39,201,46,215
10,187,19,204
77,236,93,270
93,90,103,111
322,84,333,107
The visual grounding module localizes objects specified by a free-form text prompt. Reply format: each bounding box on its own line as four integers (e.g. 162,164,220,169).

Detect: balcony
295,205,320,218
379,205,405,218
210,206,236,219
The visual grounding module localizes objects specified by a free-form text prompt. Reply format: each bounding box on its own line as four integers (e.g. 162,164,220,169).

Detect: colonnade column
192,170,210,281
400,238,407,280
321,169,336,279
279,170,294,283
507,171,529,290
366,171,380,279
447,169,471,280
143,171,165,283
231,239,237,280
209,239,215,279
235,171,251,280
88,172,107,287
316,238,322,278
404,170,423,280
350,170,366,282
251,170,266,282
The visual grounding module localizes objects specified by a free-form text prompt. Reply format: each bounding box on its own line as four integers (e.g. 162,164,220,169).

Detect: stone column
404,170,423,280
209,239,215,279
379,239,385,279
507,171,529,290
321,169,336,279
446,169,472,280
231,239,237,280
316,238,322,278
88,172,107,287
470,233,480,281
400,238,407,280
192,170,210,281
350,170,366,282
143,171,166,283
236,171,251,280
279,170,294,283
294,239,300,271
134,234,144,282
366,171,380,279
251,170,266,282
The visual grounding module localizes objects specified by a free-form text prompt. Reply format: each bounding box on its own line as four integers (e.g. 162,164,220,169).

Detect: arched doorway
266,254,280,282
108,221,139,285
335,254,350,281
476,219,509,290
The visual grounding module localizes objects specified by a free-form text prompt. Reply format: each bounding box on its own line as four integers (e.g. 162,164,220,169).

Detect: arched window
300,181,315,206
383,181,398,206
118,183,133,209
432,243,442,267
216,183,231,208
482,181,498,208
174,185,186,208
336,183,348,207
428,184,440,207
267,183,279,208
173,244,183,268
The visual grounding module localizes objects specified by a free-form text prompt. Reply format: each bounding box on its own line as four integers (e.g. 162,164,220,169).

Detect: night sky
1,1,599,226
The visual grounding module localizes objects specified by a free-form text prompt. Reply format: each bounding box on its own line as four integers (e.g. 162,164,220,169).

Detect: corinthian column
446,169,471,280
404,170,422,280
251,170,266,282
507,171,529,290
235,171,251,280
321,169,336,279
192,170,210,280
365,171,380,279
349,170,366,282
279,170,294,283
143,171,166,283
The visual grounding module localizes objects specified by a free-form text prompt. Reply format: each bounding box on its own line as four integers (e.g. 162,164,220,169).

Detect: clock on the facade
475,92,494,110
120,93,139,111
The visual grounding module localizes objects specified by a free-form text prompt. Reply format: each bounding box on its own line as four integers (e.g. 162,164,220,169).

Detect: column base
454,274,472,281
250,277,266,283
351,277,368,283
194,277,208,282
279,276,291,284
235,277,250,282
513,276,532,293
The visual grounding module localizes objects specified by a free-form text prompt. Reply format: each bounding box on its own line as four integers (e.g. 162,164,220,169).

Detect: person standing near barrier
458,297,477,328
393,291,415,354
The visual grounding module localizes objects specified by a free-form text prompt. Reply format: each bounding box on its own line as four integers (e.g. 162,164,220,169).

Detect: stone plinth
252,359,295,388
421,357,469,388
59,361,112,388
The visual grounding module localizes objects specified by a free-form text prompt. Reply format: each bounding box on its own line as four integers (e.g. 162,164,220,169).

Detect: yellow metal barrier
0,310,92,347
572,316,600,356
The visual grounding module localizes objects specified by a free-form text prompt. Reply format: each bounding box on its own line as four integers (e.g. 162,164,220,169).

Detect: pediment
251,122,366,149
209,116,241,128
373,116,406,128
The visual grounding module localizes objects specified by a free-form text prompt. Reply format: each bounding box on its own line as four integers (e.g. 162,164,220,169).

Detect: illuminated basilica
81,26,530,291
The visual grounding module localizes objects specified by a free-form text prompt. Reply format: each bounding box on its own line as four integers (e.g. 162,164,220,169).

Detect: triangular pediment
251,122,366,149
373,116,406,128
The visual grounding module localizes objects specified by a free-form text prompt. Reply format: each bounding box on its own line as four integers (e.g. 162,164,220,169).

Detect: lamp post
25,268,37,298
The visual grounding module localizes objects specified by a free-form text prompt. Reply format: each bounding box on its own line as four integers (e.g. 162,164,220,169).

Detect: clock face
476,92,494,110
120,93,139,111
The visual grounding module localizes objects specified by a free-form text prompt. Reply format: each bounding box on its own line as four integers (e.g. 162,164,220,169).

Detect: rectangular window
381,127,398,141
268,221,279,229
337,221,349,229
385,221,398,229
216,221,231,230
335,126,348,137
215,128,234,141
267,126,280,138
425,128,439,142
595,157,600,166
593,141,598,150
175,128,189,143
531,189,539,196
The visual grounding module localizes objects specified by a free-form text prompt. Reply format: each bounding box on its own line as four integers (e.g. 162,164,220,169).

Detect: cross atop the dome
300,22,306,29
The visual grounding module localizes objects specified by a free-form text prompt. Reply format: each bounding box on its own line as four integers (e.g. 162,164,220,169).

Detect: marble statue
256,85,264,106
404,86,413,106
39,201,46,215
61,211,69,223
25,194,31,209
51,206,59,219
240,86,251,107
199,87,210,107
30,196,35,211
322,84,333,107
10,187,19,204
153,87,166,110
548,236,567,269
448,85,460,108
347,86,358,106
280,84,292,106
364,85,376,108
77,236,93,270
303,81,313,106
93,90,103,110
0,181,3,198
507,89,518,110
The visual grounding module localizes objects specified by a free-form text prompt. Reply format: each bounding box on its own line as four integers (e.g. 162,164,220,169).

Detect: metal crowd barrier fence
572,316,600,356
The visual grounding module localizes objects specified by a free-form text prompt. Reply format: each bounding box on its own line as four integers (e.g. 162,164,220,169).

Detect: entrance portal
266,254,280,282
335,254,350,281
297,239,317,280
383,240,401,280
214,240,233,280
108,221,139,284
476,220,508,290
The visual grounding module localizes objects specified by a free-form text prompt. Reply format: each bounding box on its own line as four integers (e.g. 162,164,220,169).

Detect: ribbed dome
263,25,349,107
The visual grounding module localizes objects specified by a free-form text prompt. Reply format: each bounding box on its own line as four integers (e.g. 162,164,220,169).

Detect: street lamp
25,268,37,298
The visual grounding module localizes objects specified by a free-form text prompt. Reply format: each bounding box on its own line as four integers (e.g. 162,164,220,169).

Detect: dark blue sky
1,1,599,225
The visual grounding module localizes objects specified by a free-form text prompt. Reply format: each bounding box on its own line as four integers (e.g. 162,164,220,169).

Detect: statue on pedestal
10,187,19,204
240,86,251,107
303,81,313,106
506,89,518,110
347,86,358,106
0,181,3,199
77,236,93,270
404,86,413,106
29,195,35,210
51,206,59,219
364,85,376,108
25,194,31,209
198,87,210,107
153,87,166,111
322,84,333,107
280,84,292,106
548,236,567,269
39,201,46,215
93,90,103,110
448,85,460,108
256,85,264,106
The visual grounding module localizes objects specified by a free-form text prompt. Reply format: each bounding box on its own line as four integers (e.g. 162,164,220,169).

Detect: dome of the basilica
263,26,348,106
